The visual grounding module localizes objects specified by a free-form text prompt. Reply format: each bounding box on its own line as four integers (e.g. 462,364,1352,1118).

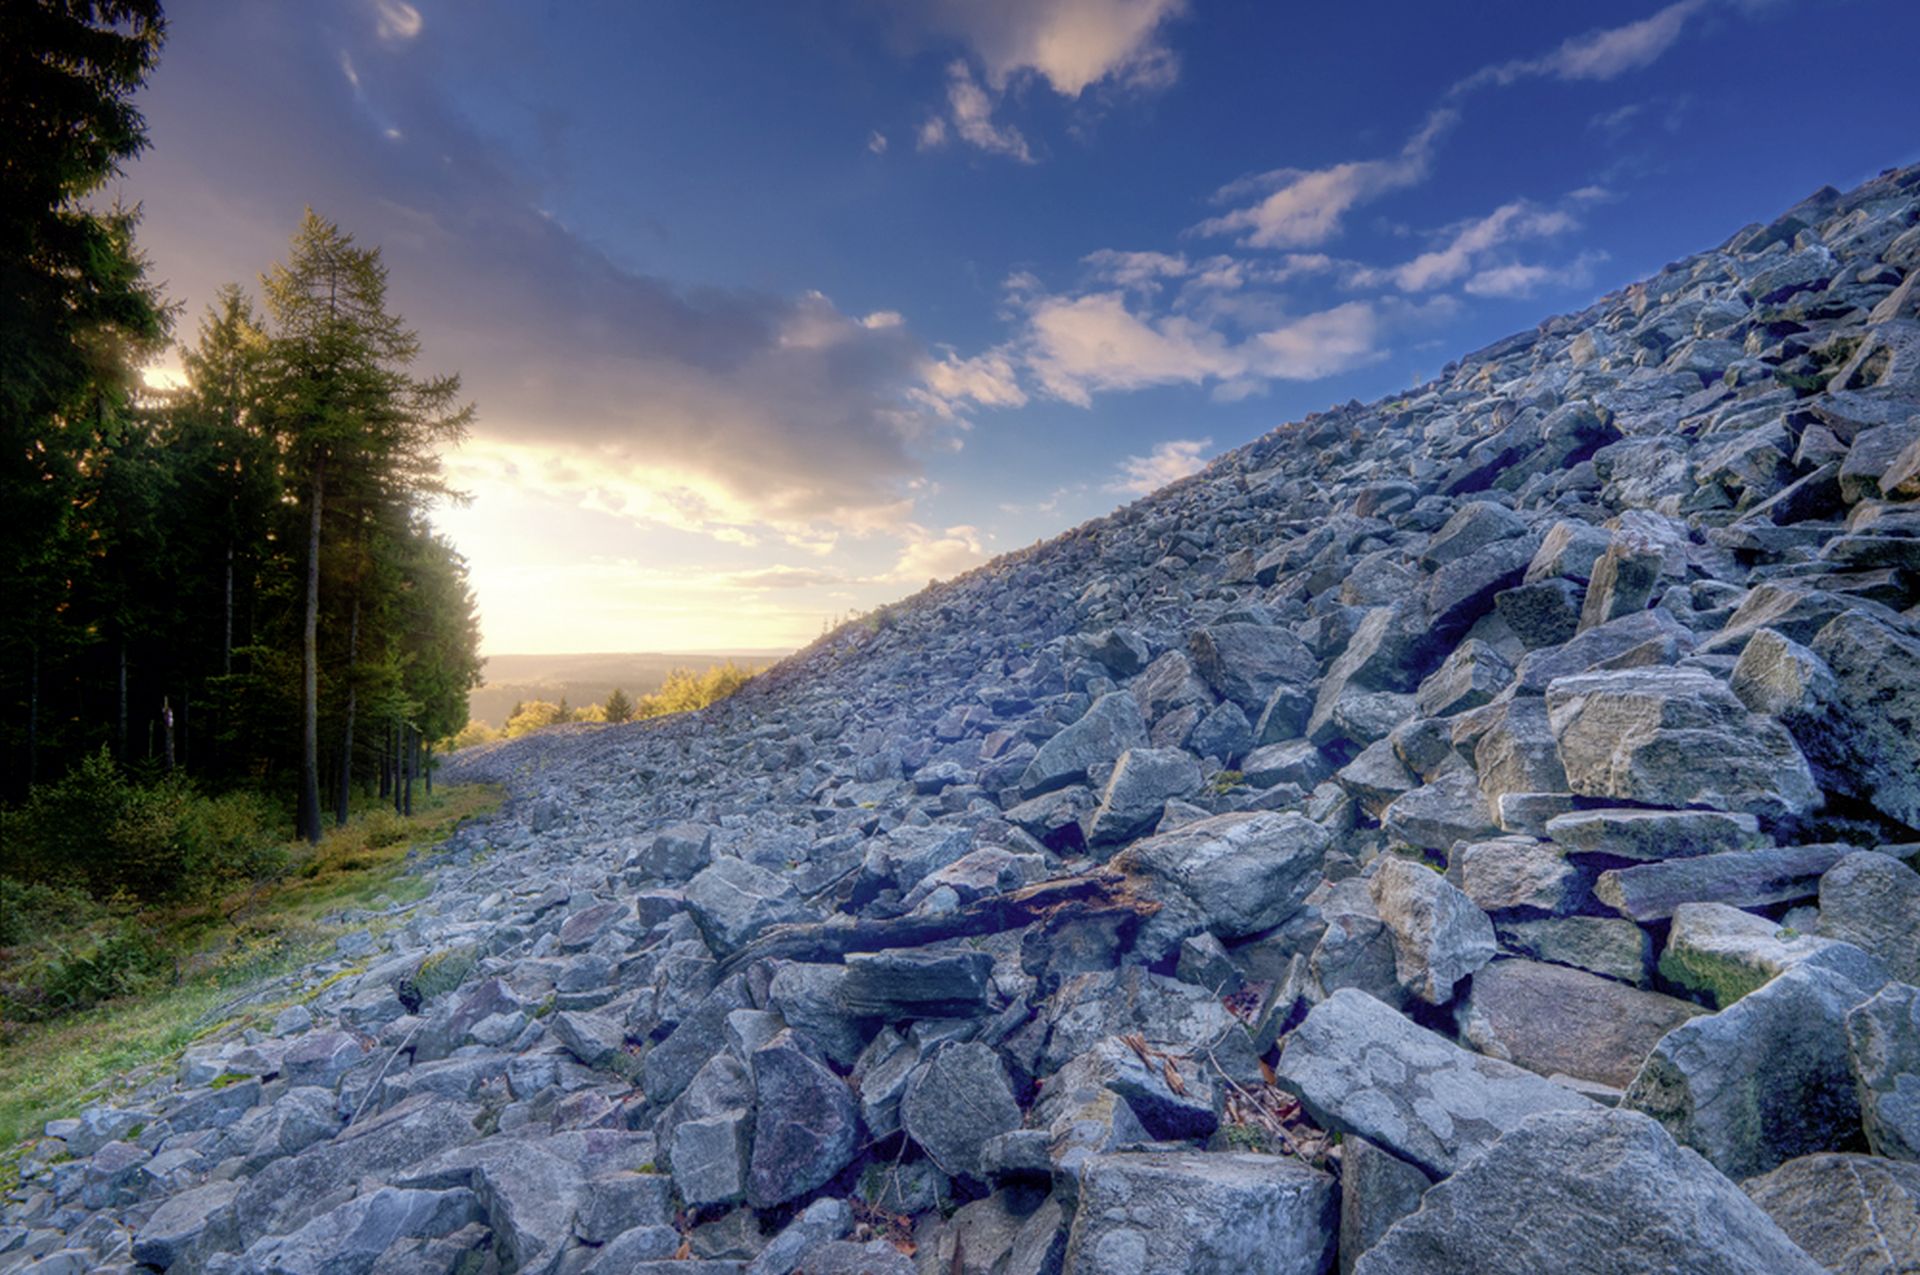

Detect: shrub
0,879,100,948
12,922,171,1020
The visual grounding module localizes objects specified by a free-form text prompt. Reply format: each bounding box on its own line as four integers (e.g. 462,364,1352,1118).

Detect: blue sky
122,0,1920,655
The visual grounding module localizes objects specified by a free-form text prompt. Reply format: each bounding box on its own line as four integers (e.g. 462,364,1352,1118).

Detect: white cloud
1194,109,1456,249
370,0,423,43
917,348,1029,415
1464,250,1608,298
1083,248,1190,291
867,129,889,155
1456,0,1706,93
939,61,1034,162
916,0,1189,98
887,524,988,583
1113,437,1211,495
1353,201,1579,292
916,115,949,150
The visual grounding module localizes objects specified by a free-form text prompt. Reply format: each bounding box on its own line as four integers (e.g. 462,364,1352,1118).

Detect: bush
9,921,171,1020
0,749,282,904
0,879,100,948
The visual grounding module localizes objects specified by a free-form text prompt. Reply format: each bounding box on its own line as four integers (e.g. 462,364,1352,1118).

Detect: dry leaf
1161,1056,1187,1095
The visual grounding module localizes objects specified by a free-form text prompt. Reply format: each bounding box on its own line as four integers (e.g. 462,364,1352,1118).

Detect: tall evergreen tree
256,211,472,840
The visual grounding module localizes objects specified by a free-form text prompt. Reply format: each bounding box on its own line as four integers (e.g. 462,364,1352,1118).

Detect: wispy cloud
1350,200,1580,292
1454,0,1707,94
1193,109,1457,249
926,60,1034,162
913,0,1189,98
1113,437,1211,495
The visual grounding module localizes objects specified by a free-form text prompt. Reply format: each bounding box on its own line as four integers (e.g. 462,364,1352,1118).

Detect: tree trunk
162,695,175,771
334,591,360,826
392,720,403,814
117,641,128,762
401,724,415,817
223,542,234,677
379,719,391,799
298,454,326,843
26,642,38,788
423,740,432,795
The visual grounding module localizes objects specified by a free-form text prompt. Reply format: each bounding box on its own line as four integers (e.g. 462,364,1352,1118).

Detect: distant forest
467,651,785,730
0,4,481,844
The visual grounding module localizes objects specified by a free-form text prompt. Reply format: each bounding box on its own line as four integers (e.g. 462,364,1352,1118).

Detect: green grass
0,783,501,1150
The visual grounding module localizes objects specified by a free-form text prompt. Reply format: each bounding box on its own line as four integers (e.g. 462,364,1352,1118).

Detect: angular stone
1847,982,1920,1162
1422,501,1530,569
1454,836,1581,915
1381,769,1498,851
1456,958,1703,1089
1187,623,1317,716
1624,947,1890,1179
1660,902,1850,1007
241,1187,483,1275
673,1111,751,1208
1048,1037,1218,1143
748,1031,861,1208
1493,915,1650,985
1308,877,1407,1011
1577,535,1665,632
1545,666,1820,821
1275,989,1591,1177
1468,697,1568,807
1351,1107,1823,1275
1595,843,1854,922
1369,855,1496,1005
633,822,715,882
839,948,994,1019
685,857,818,958
1020,692,1150,797
1085,746,1201,847
1526,519,1617,584
1415,639,1512,718
1115,811,1330,941
1809,609,1920,829
1510,608,1695,694
900,1041,1021,1180
1240,740,1330,790
1742,1153,1920,1275
1543,807,1767,862
1005,786,1095,853
1337,1136,1432,1275
1063,1151,1336,1275
1494,579,1582,649
1426,537,1539,641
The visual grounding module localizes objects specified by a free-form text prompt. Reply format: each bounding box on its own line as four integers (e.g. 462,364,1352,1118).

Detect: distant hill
468,650,789,727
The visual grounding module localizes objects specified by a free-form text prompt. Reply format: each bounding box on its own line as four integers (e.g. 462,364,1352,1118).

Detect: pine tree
257,211,472,841
603,687,633,723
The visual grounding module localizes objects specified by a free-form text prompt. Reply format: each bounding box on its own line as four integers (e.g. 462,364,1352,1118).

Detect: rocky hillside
9,165,1920,1274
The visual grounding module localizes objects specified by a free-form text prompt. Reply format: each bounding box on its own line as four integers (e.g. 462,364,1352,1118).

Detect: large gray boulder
240,1186,483,1275
1595,843,1853,922
1456,958,1703,1089
1020,692,1150,797
899,1041,1022,1181
1542,807,1767,861
1847,982,1920,1162
1820,850,1920,984
1062,1151,1336,1275
1115,810,1329,941
1187,623,1317,716
1741,1153,1920,1275
1367,855,1496,1005
748,1031,862,1208
1084,746,1202,847
1624,947,1890,1179
1544,666,1821,821
1659,901,1852,1007
1808,609,1920,830
684,856,819,957
1352,1108,1824,1274
1274,989,1591,1177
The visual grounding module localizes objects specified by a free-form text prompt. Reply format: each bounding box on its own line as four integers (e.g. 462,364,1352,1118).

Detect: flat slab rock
1456,958,1704,1090
1353,1108,1825,1275
1275,988,1592,1177
1062,1151,1336,1275
1742,1153,1920,1275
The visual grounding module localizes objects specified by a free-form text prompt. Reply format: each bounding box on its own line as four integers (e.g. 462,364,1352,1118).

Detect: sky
118,0,1920,655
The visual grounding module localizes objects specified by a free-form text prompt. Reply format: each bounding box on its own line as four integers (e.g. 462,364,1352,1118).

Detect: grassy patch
0,783,500,1150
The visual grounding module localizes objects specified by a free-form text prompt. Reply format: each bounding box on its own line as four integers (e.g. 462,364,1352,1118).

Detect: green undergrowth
0,783,501,1150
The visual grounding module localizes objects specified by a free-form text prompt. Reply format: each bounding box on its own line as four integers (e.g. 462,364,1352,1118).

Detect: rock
634,821,715,882
1545,666,1821,821
130,1179,241,1270
1368,855,1496,1005
744,1197,853,1275
1380,769,1498,851
1527,520,1619,585
1047,1036,1218,1143
643,974,753,1104
838,948,994,1018
1188,623,1317,715
1020,692,1150,797
1595,843,1853,921
1422,501,1530,569
1415,639,1513,718
1115,811,1330,941
1467,696,1568,806
241,1187,482,1275
673,1111,752,1207
1275,989,1591,1176
551,1009,626,1070
1840,419,1920,503
281,1030,368,1089
748,1031,862,1208
1624,947,1890,1179
685,857,818,958
1062,1151,1336,1275
1742,1153,1920,1275
1240,740,1330,790
1188,700,1254,762
1456,958,1703,1089
1426,537,1539,641
574,1172,673,1244
1351,1107,1824,1275
1006,786,1096,852
1820,850,1920,985
1084,747,1202,846
1847,982,1920,1161
1491,914,1650,985
1577,535,1665,631
1495,578,1583,648
1337,1136,1432,1275
1308,876,1407,1011
899,1041,1021,1180
766,962,867,1067
1660,902,1850,1007
1808,608,1920,829
1454,836,1582,915
1543,807,1767,861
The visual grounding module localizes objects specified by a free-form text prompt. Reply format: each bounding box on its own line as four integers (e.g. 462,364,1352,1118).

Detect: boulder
1368,855,1497,1005
1595,843,1854,922
838,948,994,1019
900,1041,1021,1180
1187,623,1317,716
748,1031,862,1208
1820,850,1920,984
1492,915,1650,985
1453,837,1582,915
1337,1136,1432,1275
1542,808,1767,862
1084,746,1202,847
1847,982,1920,1161
685,857,818,957
1115,811,1330,941
1274,989,1591,1177
1455,958,1703,1089
1741,1153,1920,1275
1808,609,1920,829
1545,666,1821,821
1020,692,1150,797
1351,1107,1823,1274
1063,1151,1336,1275
1624,947,1890,1179
1380,768,1498,850
1660,902,1850,1007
